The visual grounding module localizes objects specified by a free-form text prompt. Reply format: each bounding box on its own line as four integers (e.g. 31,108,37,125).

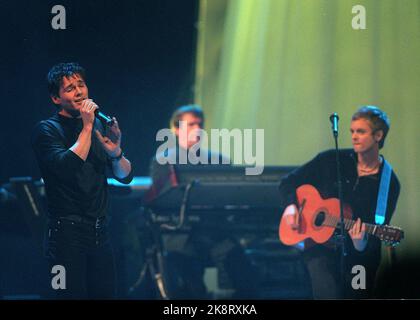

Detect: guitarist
278,106,400,299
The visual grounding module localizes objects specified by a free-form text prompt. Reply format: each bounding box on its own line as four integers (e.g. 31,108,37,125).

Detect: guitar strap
375,159,392,225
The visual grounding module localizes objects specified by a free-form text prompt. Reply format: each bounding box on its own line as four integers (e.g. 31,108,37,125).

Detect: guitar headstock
376,225,404,246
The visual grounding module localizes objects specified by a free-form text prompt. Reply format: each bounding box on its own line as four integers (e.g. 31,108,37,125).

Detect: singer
278,106,400,299
31,62,133,299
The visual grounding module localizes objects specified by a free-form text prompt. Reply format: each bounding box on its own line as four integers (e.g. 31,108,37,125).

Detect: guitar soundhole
315,211,326,227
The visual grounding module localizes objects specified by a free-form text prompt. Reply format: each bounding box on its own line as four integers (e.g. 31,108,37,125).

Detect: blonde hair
352,106,390,149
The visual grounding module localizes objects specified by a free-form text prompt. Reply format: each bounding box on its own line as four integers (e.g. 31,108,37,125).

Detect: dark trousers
303,246,377,299
161,233,258,299
45,217,116,299
303,247,342,299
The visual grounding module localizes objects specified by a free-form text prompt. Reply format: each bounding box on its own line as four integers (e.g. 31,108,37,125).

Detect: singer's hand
80,99,98,130
95,117,122,157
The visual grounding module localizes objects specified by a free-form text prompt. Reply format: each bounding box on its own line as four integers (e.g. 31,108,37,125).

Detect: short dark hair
170,104,204,131
352,106,390,149
47,62,86,97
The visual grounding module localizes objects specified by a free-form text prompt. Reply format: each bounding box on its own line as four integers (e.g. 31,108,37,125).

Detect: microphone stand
330,113,347,297
160,180,196,231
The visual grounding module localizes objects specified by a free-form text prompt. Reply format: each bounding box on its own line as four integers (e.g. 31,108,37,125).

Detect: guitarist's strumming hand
349,218,368,252
284,204,300,230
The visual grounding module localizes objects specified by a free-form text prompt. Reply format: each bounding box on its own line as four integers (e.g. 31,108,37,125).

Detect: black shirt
31,113,133,219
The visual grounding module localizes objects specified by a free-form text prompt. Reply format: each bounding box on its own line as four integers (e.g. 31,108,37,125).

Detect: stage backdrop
195,0,420,259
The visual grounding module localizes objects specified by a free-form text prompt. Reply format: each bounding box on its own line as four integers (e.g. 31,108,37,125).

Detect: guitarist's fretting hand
283,204,300,230
348,218,368,252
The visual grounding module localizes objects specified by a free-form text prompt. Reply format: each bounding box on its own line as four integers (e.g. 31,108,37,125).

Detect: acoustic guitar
279,184,404,247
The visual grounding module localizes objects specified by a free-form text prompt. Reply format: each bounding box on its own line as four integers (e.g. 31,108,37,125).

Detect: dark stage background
0,0,198,183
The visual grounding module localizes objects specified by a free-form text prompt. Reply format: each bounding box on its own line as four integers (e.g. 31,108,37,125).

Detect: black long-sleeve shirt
278,149,400,274
31,113,133,219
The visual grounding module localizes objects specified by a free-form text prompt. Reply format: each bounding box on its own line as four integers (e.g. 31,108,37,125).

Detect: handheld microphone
95,109,115,127
329,113,339,137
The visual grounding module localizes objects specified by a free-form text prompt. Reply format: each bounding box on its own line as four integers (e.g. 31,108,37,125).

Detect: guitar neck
323,215,378,237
